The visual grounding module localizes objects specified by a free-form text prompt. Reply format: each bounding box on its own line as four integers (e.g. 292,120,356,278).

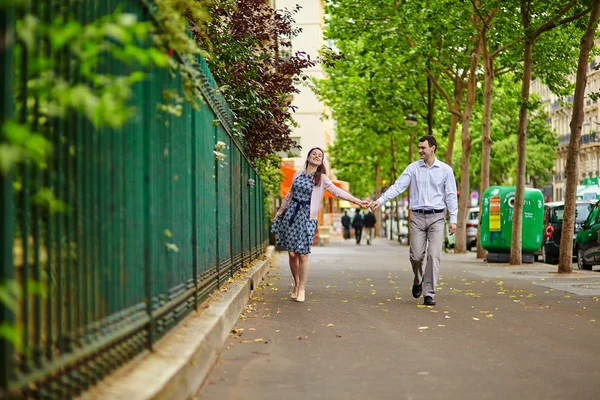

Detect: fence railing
0,1,268,397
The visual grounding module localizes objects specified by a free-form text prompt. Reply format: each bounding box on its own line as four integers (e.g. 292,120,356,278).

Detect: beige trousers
409,212,445,298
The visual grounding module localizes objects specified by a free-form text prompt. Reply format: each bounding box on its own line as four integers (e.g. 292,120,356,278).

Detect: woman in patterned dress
272,148,368,302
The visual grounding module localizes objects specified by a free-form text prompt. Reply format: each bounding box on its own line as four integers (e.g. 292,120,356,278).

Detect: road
197,239,600,400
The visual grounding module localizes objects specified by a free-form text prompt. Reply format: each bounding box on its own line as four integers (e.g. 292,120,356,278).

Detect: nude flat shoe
296,289,305,302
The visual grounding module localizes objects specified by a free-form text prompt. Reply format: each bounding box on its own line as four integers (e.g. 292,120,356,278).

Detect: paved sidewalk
197,239,600,400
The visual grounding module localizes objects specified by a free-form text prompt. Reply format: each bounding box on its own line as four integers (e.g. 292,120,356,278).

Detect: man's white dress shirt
376,158,458,224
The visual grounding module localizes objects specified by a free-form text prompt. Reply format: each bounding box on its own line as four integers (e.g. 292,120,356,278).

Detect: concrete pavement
197,239,600,400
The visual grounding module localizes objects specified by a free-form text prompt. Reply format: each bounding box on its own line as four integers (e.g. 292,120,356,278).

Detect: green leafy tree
558,0,600,273
510,0,591,265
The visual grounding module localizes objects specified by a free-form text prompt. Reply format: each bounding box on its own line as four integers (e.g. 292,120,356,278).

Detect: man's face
418,141,435,160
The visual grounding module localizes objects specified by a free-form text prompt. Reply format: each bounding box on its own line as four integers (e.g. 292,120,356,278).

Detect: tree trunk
558,0,600,273
375,164,382,237
428,74,434,135
477,31,494,260
454,47,479,254
407,130,414,245
390,134,398,242
510,38,534,265
444,82,464,165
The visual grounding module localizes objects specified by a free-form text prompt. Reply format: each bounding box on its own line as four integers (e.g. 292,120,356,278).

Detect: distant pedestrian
272,148,369,302
341,211,351,240
363,210,376,245
352,210,364,245
369,136,458,306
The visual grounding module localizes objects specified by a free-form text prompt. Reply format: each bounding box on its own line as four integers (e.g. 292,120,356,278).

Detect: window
586,203,600,225
551,204,593,223
288,136,302,157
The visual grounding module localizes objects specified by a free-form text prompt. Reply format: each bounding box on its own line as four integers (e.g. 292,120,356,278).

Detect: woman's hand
357,199,370,208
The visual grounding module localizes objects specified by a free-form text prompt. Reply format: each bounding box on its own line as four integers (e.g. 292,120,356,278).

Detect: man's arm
375,165,412,206
445,167,459,225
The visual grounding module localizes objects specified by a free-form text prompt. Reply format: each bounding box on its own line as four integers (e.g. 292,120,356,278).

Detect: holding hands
356,200,381,211
354,199,382,211
368,200,381,211
357,199,371,208
355,199,382,209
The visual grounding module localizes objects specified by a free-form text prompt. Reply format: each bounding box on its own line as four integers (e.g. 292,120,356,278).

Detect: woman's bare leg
296,254,310,301
289,251,300,296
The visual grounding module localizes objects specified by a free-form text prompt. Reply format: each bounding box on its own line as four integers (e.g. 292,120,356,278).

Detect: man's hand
448,223,457,235
369,201,381,211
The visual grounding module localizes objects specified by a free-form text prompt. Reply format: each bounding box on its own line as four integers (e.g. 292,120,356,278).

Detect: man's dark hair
419,135,437,152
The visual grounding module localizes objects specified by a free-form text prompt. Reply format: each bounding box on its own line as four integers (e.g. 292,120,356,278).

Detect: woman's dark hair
305,147,327,186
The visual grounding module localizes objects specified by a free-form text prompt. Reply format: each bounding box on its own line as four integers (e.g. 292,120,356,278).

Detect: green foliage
469,74,558,188
254,153,283,200
320,0,589,199
196,0,315,157
0,279,46,351
153,0,212,107
254,153,283,217
3,6,173,175
0,122,50,173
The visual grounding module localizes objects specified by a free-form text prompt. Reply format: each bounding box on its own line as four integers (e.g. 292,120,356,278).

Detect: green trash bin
480,186,544,262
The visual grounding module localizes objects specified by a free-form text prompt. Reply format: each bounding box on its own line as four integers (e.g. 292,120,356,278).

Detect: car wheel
577,246,593,270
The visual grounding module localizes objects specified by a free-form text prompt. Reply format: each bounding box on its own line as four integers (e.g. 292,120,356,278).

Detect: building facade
274,0,334,169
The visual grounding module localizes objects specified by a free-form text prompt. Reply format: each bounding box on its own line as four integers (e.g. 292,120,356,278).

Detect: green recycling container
480,186,544,253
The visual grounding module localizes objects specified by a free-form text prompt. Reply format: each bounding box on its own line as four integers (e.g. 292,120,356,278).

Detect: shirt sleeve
324,175,361,204
376,165,411,205
444,167,459,224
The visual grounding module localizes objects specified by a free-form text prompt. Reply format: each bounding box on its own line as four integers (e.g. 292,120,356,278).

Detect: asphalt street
197,239,600,400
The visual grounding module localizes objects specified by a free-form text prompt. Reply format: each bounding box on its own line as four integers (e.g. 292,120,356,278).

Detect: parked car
575,200,600,270
544,200,595,265
466,207,479,251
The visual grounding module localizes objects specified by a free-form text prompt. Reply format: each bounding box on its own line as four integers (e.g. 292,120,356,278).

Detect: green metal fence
0,1,269,397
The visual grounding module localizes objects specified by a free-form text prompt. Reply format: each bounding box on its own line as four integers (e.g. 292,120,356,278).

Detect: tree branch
470,0,490,31
534,1,588,38
491,36,525,58
495,65,516,76
359,17,395,22
425,66,463,119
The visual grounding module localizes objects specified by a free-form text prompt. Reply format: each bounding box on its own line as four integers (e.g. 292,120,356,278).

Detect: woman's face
308,149,324,166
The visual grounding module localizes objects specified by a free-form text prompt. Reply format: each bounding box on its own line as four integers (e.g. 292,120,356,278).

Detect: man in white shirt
369,135,458,306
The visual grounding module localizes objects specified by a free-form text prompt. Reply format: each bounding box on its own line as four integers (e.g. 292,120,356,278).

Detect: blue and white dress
271,172,318,254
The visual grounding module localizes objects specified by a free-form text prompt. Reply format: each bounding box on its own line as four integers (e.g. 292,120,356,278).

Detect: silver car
466,207,479,251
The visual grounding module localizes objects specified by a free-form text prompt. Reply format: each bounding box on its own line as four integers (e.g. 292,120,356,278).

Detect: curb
79,246,276,400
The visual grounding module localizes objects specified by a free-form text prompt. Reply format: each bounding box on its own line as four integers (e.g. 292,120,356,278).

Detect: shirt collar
418,157,440,168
